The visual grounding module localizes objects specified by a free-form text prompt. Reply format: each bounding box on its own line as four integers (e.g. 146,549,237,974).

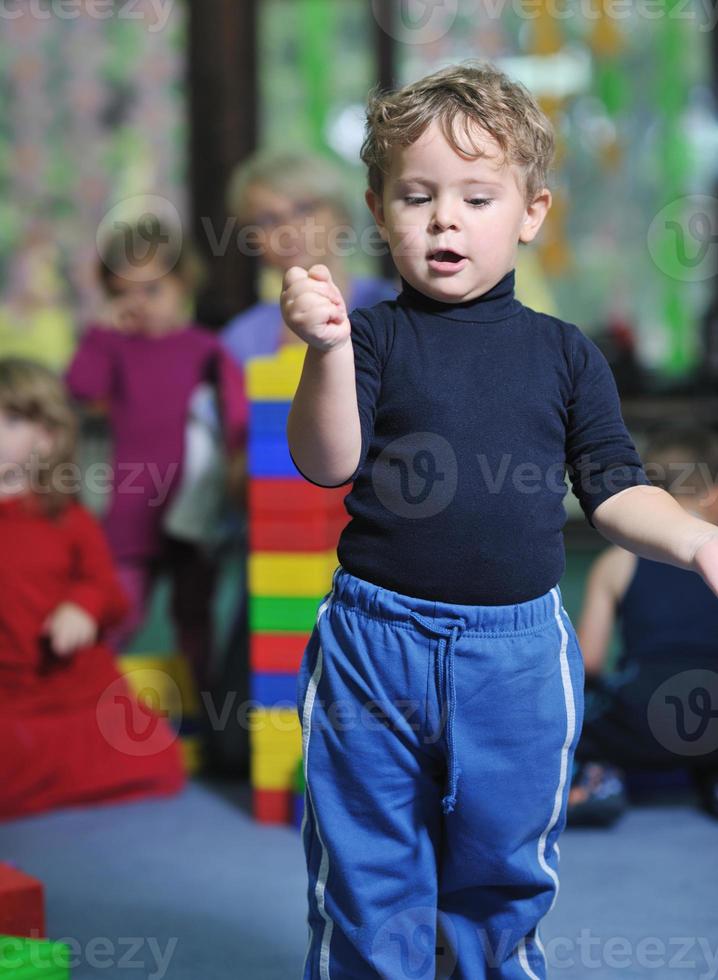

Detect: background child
0,357,185,821
281,63,718,978
568,424,718,825
221,149,397,367
66,218,247,698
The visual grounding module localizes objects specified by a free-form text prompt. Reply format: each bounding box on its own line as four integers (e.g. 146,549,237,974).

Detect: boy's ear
519,187,552,245
365,188,389,242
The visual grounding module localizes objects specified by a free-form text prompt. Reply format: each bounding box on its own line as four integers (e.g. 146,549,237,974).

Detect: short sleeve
343,309,386,484
566,328,651,527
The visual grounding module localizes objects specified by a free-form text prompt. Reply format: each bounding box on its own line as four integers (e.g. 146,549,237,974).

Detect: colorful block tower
247,345,347,824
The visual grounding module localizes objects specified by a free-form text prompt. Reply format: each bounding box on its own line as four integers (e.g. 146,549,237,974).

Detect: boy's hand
42,602,98,657
691,535,718,599
280,265,351,352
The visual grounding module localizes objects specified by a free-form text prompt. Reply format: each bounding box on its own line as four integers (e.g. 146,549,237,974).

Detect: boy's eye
468,198,491,208
404,196,430,206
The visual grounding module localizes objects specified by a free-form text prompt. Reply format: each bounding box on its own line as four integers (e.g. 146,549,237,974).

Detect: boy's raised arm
281,264,362,487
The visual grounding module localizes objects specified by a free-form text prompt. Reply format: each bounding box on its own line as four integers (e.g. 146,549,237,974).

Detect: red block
0,862,45,938
253,788,292,824
249,513,347,552
251,633,310,673
250,478,346,516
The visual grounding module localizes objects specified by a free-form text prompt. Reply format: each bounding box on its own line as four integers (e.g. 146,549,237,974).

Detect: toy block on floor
116,653,201,718
116,654,204,775
0,865,44,940
0,935,70,978
253,788,293,824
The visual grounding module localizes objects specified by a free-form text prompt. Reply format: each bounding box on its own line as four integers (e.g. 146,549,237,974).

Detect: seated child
0,357,185,821
568,424,718,825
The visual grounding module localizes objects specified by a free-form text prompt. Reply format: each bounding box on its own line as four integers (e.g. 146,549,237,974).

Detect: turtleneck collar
397,268,520,323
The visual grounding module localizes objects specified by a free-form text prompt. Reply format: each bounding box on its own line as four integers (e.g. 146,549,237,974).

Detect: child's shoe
567,761,627,827
693,768,718,819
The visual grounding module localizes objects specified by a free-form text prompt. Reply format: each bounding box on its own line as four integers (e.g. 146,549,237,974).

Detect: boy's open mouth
428,249,465,263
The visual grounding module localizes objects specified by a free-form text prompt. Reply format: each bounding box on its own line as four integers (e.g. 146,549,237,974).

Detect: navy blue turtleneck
296,267,650,604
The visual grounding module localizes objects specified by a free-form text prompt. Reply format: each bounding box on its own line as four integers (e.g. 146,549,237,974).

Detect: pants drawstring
409,611,465,814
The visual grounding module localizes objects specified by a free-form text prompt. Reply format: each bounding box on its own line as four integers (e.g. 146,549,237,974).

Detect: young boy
568,425,718,826
281,63,718,979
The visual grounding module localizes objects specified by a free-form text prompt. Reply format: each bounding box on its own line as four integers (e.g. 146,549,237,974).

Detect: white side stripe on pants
517,587,577,980
300,594,335,980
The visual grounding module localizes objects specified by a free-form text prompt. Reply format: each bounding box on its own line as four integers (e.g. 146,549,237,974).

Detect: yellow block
247,345,306,400
250,707,302,755
251,750,302,790
249,551,337,596
117,654,201,718
181,735,203,775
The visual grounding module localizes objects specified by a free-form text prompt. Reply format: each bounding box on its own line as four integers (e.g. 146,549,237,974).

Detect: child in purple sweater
66,219,247,695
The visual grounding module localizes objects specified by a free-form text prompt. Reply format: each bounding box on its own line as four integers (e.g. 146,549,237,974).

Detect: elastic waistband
329,566,561,635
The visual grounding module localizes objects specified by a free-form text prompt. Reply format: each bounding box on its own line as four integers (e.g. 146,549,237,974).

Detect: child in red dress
0,357,185,821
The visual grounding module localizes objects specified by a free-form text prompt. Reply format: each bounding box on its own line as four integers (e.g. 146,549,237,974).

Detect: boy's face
366,118,551,304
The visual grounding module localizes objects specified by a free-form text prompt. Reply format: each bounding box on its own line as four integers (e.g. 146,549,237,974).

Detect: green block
250,595,322,633
0,936,70,978
293,756,306,794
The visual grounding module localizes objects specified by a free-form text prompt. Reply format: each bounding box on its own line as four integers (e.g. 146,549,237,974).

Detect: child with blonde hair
222,150,397,366
281,63,718,977
0,357,184,820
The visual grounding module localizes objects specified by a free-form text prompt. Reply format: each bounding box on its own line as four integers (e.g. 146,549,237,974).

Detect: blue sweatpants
296,567,585,979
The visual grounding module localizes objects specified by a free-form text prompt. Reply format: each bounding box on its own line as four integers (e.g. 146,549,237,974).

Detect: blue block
248,435,296,477
251,401,291,437
293,791,305,830
251,671,298,706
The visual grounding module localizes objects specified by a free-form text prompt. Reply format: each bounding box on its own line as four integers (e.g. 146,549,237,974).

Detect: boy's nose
429,200,460,231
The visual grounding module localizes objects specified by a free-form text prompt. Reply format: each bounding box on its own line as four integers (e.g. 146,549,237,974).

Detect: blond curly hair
360,62,555,205
0,357,78,516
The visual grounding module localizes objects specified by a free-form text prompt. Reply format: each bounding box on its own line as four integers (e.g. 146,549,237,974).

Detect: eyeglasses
250,198,324,230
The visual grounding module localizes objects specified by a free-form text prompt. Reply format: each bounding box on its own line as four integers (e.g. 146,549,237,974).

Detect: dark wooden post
187,0,258,327
374,0,398,280
698,1,718,385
